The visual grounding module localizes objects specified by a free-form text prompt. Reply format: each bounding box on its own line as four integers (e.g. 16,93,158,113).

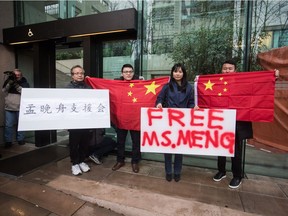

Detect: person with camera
2,69,30,148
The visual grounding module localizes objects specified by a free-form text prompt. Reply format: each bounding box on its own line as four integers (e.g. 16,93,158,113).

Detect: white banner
18,88,110,131
141,108,236,157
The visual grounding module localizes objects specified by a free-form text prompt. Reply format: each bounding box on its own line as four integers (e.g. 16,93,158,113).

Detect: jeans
164,154,183,175
4,110,24,142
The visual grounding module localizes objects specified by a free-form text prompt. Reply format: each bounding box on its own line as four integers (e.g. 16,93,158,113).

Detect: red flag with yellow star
195,71,275,122
86,76,169,130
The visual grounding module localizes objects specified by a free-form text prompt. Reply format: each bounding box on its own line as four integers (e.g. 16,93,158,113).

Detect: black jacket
66,80,91,89
236,121,253,140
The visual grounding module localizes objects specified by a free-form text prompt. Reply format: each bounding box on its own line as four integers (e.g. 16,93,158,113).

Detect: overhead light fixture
8,29,128,45
69,29,127,38
9,39,43,45
9,41,30,45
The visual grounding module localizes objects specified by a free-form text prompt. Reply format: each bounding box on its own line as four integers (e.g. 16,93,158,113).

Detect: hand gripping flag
194,71,275,122
86,76,169,130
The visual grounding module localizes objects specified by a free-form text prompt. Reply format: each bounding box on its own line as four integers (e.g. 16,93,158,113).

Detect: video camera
3,71,16,81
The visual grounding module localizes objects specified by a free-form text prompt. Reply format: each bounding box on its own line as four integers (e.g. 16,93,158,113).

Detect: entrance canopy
3,8,137,45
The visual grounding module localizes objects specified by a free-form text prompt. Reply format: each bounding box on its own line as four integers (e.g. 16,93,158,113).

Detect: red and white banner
141,107,236,157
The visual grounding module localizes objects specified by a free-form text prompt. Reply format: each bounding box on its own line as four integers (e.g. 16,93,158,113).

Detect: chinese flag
195,71,275,122
86,77,169,130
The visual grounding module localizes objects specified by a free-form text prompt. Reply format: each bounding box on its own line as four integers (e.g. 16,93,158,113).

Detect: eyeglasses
122,71,134,74
73,72,84,76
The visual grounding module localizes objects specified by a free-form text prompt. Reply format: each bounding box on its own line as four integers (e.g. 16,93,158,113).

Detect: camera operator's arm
2,77,15,93
12,81,22,93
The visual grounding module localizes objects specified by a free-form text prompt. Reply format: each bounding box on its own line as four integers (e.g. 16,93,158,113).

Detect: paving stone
240,192,288,216
73,202,122,216
0,179,85,216
0,192,50,216
241,179,286,198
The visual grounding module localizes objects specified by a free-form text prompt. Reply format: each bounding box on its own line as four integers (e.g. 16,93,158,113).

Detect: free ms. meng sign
141,108,236,157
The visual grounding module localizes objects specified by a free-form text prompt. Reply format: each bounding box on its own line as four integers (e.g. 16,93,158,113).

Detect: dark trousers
217,138,244,178
69,129,90,165
164,154,183,175
116,129,141,164
91,137,117,158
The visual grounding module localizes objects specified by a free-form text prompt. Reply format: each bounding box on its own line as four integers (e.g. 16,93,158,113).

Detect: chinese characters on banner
141,107,236,157
18,88,110,131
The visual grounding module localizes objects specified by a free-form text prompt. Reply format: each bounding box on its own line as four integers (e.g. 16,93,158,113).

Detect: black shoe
174,174,181,182
132,163,139,173
213,172,226,182
18,140,26,145
4,142,12,149
229,177,242,189
166,174,172,182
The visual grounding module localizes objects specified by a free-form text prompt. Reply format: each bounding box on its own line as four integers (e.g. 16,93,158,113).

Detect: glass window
14,0,137,26
55,46,83,88
249,0,288,70
103,40,136,79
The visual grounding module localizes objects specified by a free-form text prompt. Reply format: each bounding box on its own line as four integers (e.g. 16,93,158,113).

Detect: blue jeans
164,154,183,175
4,110,25,142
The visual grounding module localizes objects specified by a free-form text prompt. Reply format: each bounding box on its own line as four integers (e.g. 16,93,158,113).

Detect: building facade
1,0,287,178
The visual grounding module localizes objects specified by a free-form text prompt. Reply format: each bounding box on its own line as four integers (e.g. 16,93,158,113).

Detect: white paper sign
141,108,236,157
18,88,110,131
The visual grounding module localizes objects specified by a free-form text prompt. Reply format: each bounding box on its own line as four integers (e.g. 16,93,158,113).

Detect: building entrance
2,9,138,147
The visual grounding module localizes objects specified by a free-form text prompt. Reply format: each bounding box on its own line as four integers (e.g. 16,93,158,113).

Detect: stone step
48,175,258,216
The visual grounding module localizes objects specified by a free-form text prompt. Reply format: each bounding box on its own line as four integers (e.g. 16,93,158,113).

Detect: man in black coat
66,65,91,176
212,60,253,189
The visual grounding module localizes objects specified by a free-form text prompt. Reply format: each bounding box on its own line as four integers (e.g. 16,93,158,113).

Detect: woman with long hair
155,63,195,182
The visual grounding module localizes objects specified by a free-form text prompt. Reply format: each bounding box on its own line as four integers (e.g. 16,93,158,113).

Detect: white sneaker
72,164,82,176
89,155,102,165
79,162,90,172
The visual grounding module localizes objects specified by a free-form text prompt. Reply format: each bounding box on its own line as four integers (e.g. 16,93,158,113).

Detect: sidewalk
0,153,288,216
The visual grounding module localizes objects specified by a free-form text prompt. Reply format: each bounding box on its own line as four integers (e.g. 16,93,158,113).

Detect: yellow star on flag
204,80,215,90
132,97,138,103
144,81,161,95
128,91,133,97
129,83,134,88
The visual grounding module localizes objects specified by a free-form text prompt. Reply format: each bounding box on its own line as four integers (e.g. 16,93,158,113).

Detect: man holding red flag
211,60,254,189
195,60,277,188
111,64,142,173
86,64,169,173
